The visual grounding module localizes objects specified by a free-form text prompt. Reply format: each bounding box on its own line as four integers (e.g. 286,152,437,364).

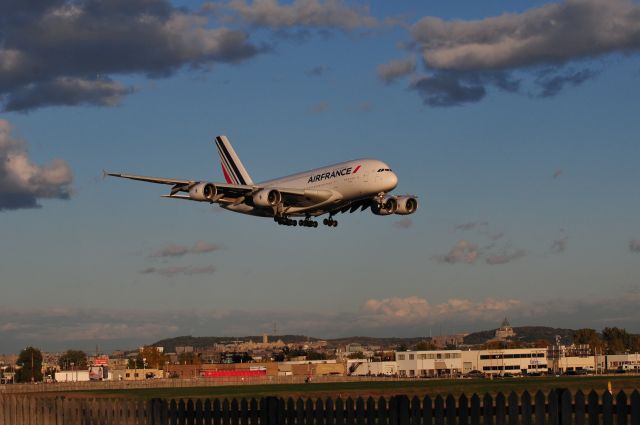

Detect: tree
602,327,632,354
573,328,603,350
414,341,437,351
347,351,366,360
58,350,88,370
305,350,327,361
177,352,200,365
137,346,167,369
15,347,43,383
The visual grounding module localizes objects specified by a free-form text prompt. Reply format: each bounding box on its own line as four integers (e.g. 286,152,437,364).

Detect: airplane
107,136,418,228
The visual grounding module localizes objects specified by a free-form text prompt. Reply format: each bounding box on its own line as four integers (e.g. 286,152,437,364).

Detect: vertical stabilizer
214,135,253,186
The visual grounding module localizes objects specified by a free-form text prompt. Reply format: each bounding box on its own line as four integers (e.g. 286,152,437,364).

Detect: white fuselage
224,159,398,217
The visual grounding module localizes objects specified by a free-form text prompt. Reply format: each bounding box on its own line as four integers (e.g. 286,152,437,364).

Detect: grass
63,376,640,400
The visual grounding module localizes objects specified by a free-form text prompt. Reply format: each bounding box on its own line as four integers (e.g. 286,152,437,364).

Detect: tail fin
214,135,253,186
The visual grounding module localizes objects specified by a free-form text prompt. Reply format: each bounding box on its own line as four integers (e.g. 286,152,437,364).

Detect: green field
71,376,640,400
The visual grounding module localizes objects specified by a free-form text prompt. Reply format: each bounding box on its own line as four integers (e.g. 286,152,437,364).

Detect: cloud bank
0,119,73,211
0,0,260,111
399,0,640,106
3,291,639,352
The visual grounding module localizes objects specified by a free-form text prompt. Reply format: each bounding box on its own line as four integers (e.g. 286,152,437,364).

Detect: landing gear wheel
313,221,318,228
323,218,328,225
333,220,338,227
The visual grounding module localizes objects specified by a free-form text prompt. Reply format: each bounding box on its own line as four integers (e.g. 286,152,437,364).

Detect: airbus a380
108,136,418,228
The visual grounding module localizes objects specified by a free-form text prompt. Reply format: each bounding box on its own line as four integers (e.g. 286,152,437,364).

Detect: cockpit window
377,168,392,172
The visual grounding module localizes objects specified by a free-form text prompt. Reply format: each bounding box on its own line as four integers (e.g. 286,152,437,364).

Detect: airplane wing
106,172,340,212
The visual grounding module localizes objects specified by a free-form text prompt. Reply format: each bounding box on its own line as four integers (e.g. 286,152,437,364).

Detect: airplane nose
388,172,398,190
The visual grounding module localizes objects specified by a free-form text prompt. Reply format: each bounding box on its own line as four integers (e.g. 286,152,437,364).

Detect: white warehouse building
462,348,548,376
396,350,462,377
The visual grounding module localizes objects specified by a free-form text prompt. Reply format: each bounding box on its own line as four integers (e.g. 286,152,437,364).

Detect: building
348,360,397,376
606,354,640,372
491,318,515,341
396,350,463,377
431,334,466,349
462,348,547,375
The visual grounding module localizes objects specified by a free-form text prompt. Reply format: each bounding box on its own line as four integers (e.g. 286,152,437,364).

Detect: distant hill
325,336,424,348
152,335,317,353
153,327,577,353
464,326,575,345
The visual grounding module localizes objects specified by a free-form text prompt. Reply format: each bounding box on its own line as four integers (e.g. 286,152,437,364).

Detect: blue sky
1,0,640,353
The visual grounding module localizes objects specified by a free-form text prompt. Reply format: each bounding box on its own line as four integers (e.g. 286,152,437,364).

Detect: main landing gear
275,216,297,226
298,218,318,228
323,217,338,227
274,216,324,228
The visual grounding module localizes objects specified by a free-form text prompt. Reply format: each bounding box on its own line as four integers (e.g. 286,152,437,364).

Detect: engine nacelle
189,182,217,202
253,189,282,207
395,196,418,215
371,196,398,216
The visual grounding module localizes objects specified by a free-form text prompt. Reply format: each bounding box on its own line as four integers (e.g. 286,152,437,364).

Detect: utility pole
31,350,34,383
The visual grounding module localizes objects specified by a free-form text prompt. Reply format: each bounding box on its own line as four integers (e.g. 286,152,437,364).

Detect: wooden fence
1,389,639,425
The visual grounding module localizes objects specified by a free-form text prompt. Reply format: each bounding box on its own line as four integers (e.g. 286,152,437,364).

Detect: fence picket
410,396,420,425
397,395,410,425
483,394,493,425
534,391,544,425
239,399,248,425
434,395,444,425
574,391,585,425
335,398,344,425
560,389,572,425
446,395,456,425
495,393,505,425
305,398,314,425
521,391,532,425
507,392,517,425
249,399,257,425
324,398,335,425
376,397,387,425
296,398,305,425
630,391,639,425
213,399,221,425
603,391,613,425
355,398,365,425
195,400,203,425
230,399,239,425
366,397,375,425
548,390,558,425
616,391,627,425
587,391,598,425
470,394,480,425
458,394,468,425
222,399,230,425
423,395,433,425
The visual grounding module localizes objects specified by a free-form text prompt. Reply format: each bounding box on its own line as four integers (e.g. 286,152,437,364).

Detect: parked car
465,370,485,378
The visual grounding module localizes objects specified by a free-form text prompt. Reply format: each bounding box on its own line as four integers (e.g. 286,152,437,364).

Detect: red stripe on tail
353,165,361,174
221,162,233,184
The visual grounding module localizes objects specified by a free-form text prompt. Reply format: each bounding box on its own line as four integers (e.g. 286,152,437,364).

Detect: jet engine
253,189,282,207
371,196,398,216
394,196,418,215
189,182,217,201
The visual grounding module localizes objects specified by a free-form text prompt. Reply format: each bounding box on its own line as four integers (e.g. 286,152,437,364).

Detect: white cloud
377,56,416,83
0,119,73,211
221,0,379,29
434,240,479,264
411,0,640,72
361,296,521,325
